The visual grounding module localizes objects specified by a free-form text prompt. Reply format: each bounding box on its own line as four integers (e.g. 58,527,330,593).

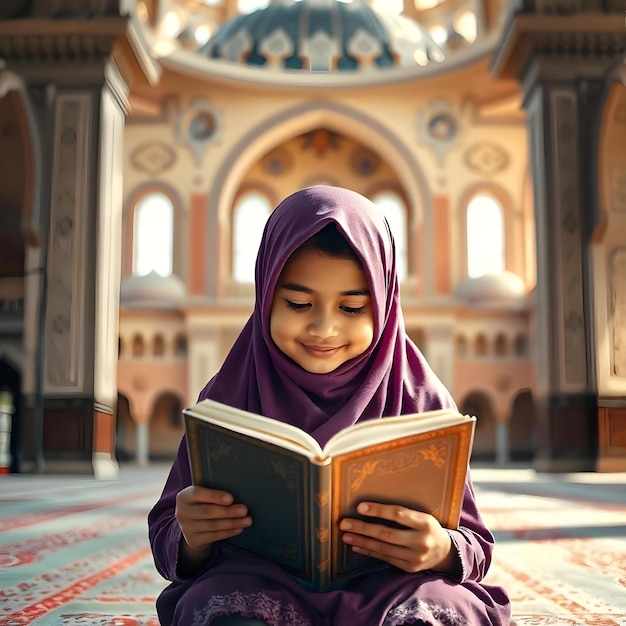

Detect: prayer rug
0,466,624,625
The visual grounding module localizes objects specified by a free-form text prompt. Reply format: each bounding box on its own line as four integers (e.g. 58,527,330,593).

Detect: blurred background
0,0,624,478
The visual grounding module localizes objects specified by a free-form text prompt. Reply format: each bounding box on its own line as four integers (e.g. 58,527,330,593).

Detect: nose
308,308,339,338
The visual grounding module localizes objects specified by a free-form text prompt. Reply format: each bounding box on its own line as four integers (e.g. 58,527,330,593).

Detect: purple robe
148,186,511,625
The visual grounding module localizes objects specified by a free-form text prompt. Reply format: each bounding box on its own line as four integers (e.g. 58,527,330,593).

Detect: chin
297,359,344,375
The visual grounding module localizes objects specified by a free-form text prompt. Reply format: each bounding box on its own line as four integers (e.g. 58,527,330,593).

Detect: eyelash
284,300,366,315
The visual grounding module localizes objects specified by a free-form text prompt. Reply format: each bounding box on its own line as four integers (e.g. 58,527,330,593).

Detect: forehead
278,249,369,290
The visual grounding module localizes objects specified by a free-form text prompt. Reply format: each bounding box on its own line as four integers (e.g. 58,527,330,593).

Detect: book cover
184,401,475,590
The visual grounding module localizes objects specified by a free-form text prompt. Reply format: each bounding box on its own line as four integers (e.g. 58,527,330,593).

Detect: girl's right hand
175,485,252,553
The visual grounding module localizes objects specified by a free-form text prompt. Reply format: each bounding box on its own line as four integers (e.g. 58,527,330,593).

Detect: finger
185,486,236,505
340,517,414,548
190,515,253,533
342,528,410,560
184,525,247,548
187,503,249,521
355,502,430,530
183,516,253,548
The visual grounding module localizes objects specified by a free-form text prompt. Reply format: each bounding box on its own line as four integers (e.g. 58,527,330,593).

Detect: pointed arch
206,100,433,297
0,70,42,248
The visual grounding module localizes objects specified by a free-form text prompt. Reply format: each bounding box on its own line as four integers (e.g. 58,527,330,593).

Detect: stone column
425,322,455,393
186,319,222,404
0,0,159,476
490,2,626,471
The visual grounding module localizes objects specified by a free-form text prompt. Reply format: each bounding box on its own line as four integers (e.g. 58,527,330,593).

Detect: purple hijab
149,186,511,626
199,185,453,445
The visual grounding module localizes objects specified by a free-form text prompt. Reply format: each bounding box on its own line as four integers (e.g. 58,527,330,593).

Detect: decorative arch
494,332,508,357
456,183,519,281
474,333,488,356
508,388,536,461
122,183,187,280
231,184,274,284
148,391,185,459
153,334,166,357
206,100,433,298
367,183,410,283
459,389,496,459
0,70,42,248
455,334,468,359
132,334,145,357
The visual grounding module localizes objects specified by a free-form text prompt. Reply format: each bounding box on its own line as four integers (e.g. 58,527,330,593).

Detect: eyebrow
280,283,370,297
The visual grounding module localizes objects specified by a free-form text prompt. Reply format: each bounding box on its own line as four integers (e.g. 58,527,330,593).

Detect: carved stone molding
518,0,625,14
491,12,626,80
0,33,118,64
529,31,626,59
45,94,89,391
552,91,587,388
30,0,122,18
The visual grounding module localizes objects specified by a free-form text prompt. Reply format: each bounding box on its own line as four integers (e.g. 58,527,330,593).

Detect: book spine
311,460,332,590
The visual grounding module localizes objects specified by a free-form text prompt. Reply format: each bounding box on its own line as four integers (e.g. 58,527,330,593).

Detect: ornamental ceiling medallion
417,100,460,165
175,99,221,166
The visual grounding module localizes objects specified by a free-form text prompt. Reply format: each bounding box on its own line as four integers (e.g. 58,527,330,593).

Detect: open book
184,399,476,590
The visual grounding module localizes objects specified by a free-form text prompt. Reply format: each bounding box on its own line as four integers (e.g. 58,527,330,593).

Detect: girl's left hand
339,502,458,575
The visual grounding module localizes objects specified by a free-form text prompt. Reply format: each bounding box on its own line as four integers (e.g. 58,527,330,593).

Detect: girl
148,185,511,626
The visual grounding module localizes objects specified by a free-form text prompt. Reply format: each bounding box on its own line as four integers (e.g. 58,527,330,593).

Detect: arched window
174,335,188,357
133,192,174,276
372,191,408,282
153,334,166,357
494,333,508,357
466,194,504,278
233,191,271,283
132,334,145,357
455,334,468,359
514,334,528,357
474,333,488,356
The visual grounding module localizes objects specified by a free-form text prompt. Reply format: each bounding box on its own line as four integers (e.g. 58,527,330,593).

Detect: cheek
359,318,375,348
269,303,281,344
270,306,293,344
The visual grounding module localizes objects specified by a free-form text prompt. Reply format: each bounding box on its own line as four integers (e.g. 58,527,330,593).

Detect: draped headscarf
199,185,453,446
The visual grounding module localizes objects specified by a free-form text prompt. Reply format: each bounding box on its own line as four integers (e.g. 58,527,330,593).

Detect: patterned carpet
0,466,624,626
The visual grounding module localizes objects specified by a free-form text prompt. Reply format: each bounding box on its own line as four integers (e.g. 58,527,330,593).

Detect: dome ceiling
201,1,445,71
138,0,507,86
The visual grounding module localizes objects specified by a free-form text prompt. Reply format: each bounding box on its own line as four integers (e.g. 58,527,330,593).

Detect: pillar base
21,396,118,478
532,392,598,473
597,403,626,473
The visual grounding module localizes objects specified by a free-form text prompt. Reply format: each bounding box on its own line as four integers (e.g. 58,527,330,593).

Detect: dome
120,271,187,310
454,271,527,310
201,0,444,72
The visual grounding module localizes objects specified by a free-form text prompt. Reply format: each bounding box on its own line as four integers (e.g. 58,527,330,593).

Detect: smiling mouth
301,344,344,358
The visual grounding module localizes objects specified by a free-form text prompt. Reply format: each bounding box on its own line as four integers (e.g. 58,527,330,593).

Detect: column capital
490,10,626,84
0,5,160,87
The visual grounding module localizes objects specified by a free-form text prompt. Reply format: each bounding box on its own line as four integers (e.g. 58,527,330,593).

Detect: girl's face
270,248,374,374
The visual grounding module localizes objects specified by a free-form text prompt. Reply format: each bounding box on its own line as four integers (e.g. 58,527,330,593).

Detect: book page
323,410,472,458
186,399,325,460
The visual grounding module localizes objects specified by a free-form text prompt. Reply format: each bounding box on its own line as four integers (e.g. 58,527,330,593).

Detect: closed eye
340,306,366,315
285,299,311,311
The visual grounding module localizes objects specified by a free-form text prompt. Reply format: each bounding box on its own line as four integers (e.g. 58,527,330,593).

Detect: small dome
120,271,187,310
201,0,444,72
455,271,527,310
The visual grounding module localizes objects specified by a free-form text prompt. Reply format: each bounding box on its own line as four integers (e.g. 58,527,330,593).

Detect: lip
301,343,343,358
